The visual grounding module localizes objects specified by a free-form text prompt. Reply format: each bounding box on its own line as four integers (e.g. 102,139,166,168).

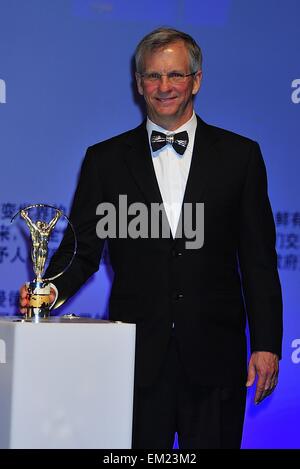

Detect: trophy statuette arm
47,210,62,232
20,209,37,233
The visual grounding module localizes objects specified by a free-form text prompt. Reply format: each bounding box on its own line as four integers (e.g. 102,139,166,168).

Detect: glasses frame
139,71,197,84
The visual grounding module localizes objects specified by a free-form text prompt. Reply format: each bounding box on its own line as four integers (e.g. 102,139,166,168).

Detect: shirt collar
146,111,197,136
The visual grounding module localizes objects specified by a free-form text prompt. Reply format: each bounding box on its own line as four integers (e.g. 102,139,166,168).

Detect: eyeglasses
140,71,197,84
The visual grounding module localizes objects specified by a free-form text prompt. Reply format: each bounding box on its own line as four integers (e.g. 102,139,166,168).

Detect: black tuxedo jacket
47,115,283,387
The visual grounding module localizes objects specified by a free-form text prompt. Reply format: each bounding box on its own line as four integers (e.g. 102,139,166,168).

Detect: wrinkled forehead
144,40,188,58
142,41,190,71
150,38,185,51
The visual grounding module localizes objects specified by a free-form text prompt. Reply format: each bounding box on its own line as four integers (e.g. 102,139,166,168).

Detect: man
20,28,283,449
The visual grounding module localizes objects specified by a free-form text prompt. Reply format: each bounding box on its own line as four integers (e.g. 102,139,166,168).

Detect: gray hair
135,27,202,74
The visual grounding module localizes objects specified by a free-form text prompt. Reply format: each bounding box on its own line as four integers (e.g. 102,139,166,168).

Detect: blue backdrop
0,0,299,449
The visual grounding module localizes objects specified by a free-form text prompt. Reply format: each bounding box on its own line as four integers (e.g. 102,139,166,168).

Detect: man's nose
157,75,173,92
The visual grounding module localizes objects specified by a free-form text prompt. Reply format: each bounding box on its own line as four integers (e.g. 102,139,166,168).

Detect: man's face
136,40,202,130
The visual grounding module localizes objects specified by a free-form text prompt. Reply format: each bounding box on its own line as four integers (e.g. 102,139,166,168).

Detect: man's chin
153,105,179,117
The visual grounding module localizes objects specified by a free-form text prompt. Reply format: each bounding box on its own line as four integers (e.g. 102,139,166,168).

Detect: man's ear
192,70,202,95
135,72,144,96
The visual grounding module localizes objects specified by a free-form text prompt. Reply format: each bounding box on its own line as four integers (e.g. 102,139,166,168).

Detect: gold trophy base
25,280,51,322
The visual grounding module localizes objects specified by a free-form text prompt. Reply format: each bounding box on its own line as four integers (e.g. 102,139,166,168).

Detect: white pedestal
0,317,136,449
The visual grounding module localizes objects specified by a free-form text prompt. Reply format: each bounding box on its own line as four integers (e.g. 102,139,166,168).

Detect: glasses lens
169,74,185,83
143,73,160,82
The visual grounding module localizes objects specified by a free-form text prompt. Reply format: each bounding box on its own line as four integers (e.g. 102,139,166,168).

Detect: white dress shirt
147,112,197,237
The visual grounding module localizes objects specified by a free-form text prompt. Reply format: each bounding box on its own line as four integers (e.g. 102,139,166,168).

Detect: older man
20,28,282,449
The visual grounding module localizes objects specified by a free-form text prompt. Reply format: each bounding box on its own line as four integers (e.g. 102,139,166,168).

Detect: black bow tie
150,130,189,155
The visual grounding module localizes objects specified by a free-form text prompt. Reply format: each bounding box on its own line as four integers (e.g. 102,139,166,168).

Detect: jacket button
172,250,183,257
175,293,184,300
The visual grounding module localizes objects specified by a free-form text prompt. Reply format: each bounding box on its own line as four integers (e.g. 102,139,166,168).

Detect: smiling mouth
156,97,177,102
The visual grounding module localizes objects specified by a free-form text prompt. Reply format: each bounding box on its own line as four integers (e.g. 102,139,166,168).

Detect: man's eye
168,72,184,78
148,73,161,80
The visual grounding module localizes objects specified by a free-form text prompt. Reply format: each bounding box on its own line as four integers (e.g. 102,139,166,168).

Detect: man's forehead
143,41,189,69
145,40,187,56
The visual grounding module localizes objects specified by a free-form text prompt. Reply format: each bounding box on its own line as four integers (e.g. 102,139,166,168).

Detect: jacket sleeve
45,147,105,308
238,141,283,358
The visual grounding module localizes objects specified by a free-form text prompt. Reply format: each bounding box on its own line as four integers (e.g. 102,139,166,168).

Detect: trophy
11,204,77,321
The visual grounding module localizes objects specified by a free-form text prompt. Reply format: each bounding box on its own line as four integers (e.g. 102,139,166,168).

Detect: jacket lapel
174,115,220,245
182,115,220,206
123,122,163,206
